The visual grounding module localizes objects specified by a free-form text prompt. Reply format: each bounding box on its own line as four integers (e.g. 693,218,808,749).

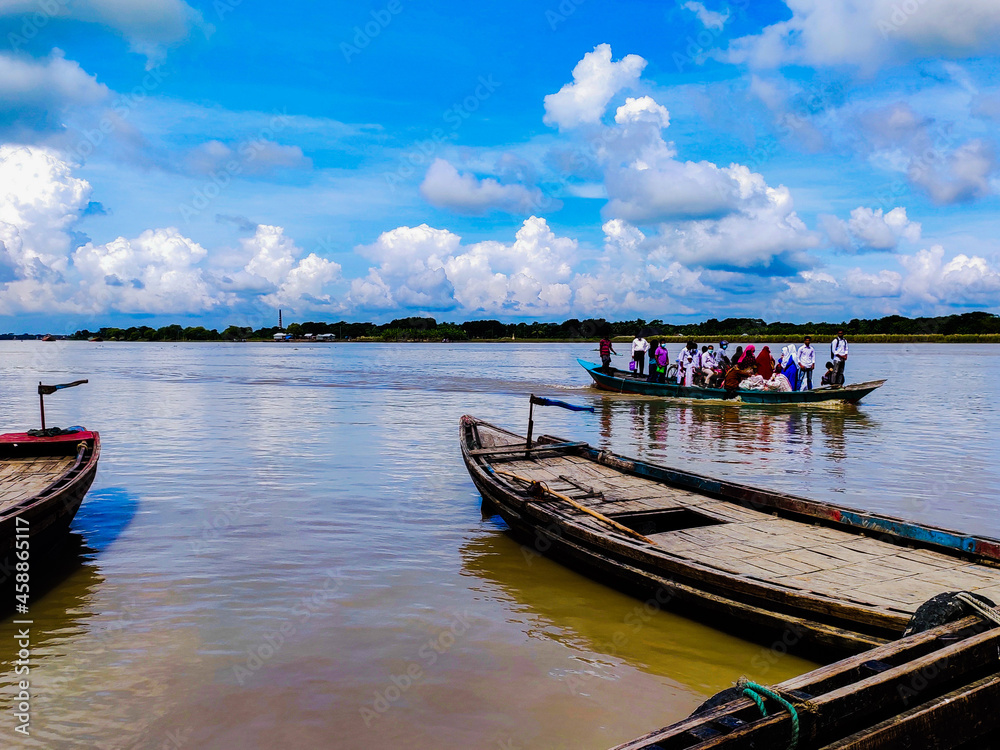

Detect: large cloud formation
2,41,998,325
0,51,109,138
1,0,209,65
351,217,577,314
728,0,1000,70
0,145,340,316
539,53,821,274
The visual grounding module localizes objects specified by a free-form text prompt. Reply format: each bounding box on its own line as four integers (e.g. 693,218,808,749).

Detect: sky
1,0,1000,332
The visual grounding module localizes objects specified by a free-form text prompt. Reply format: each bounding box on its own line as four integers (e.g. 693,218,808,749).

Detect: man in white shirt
830,330,849,385
631,334,649,377
796,336,816,390
700,346,715,382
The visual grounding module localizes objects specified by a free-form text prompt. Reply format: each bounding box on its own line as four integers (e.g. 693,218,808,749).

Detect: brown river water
0,341,997,749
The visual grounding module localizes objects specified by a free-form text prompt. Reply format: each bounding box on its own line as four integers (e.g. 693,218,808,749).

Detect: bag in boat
628,360,636,372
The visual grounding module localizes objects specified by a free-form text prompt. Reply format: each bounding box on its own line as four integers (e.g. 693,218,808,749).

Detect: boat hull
612,615,1000,750
460,416,1000,658
471,468,881,655
0,431,101,566
578,358,886,404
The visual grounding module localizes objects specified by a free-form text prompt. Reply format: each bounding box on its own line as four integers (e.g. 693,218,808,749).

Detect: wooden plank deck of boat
0,455,75,513
491,450,1000,617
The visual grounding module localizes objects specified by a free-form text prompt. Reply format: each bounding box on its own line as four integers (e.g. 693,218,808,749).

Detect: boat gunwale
462,416,1000,566
610,615,998,750
0,431,101,525
460,415,1000,645
460,418,910,636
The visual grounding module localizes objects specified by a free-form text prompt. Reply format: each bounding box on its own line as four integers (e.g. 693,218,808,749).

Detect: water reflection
595,397,877,480
460,531,815,698
0,341,995,749
0,533,103,666
72,486,140,555
0,488,134,683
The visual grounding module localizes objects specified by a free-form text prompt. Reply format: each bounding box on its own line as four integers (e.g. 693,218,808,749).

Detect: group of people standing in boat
599,330,850,395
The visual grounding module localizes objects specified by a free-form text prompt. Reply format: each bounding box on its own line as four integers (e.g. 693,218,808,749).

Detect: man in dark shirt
599,337,618,372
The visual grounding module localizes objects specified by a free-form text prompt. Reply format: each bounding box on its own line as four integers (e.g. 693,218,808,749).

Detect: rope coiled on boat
737,677,799,750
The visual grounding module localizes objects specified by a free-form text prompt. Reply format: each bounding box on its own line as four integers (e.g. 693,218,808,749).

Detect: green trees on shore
62,311,1000,342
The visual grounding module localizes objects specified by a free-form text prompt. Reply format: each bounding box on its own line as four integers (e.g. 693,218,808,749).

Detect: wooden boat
578,359,886,404
459,416,1000,656
0,430,101,562
612,613,1000,749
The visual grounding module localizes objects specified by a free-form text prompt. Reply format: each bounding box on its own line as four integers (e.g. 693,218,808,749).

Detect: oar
493,469,654,544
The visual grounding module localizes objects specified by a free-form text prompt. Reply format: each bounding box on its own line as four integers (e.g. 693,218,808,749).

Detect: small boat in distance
460,415,1000,656
578,358,886,404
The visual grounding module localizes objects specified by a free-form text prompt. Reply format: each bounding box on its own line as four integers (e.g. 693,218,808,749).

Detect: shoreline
10,334,1000,344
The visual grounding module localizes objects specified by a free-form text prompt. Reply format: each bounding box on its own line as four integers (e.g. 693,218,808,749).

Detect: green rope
738,677,800,750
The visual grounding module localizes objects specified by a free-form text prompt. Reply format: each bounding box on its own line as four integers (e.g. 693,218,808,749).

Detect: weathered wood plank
611,617,992,750
915,564,1000,590
817,673,1000,750
853,578,955,606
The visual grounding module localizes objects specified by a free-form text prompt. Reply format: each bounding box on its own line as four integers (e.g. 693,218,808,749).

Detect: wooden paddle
494,469,654,544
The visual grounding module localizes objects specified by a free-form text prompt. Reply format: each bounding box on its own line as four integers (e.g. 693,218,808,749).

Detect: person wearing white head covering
779,345,797,369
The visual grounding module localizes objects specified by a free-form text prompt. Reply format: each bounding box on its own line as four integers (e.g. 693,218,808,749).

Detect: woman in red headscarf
755,346,774,379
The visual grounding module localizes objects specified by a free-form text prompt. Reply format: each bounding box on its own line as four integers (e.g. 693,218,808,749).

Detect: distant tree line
59,311,1000,342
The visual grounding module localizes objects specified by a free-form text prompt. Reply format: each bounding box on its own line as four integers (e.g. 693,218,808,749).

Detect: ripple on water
0,341,997,749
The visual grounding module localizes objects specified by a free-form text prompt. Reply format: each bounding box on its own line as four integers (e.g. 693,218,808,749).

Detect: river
0,341,997,749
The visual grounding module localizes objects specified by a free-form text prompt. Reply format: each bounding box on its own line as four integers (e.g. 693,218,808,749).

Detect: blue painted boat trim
837,511,979,554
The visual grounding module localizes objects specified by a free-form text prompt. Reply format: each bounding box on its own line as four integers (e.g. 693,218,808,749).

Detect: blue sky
1,0,999,331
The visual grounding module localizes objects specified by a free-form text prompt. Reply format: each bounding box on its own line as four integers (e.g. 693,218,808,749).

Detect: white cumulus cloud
241,224,342,310
823,206,921,252
908,138,997,205
353,217,580,315
73,227,222,313
0,144,91,280
0,51,109,138
543,44,646,130
614,96,671,128
727,0,1000,71
900,246,1000,305
844,268,903,297
419,159,547,215
1,0,210,66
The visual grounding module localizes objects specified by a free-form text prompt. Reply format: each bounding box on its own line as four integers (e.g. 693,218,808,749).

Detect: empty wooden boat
579,359,886,404
612,611,1000,750
460,416,1000,656
0,430,101,562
